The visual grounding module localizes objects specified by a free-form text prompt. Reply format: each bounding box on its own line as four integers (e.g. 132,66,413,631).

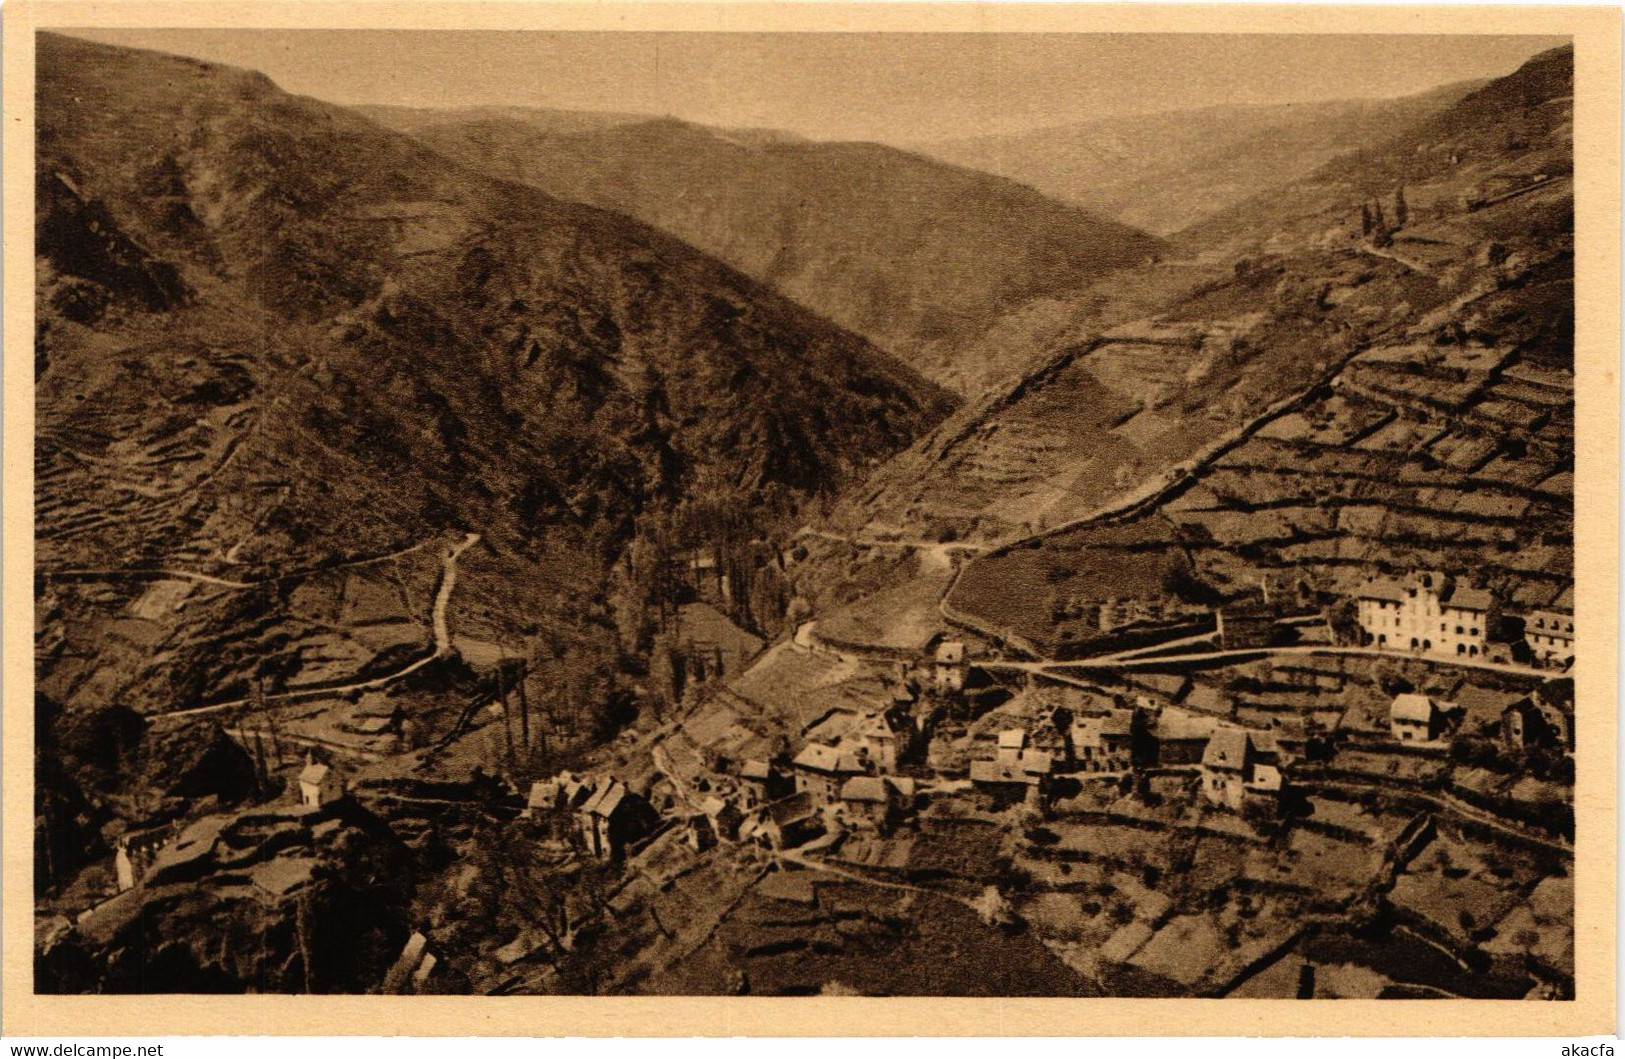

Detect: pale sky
63,29,1565,143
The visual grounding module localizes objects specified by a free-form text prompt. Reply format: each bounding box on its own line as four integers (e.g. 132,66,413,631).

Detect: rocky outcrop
41,800,414,993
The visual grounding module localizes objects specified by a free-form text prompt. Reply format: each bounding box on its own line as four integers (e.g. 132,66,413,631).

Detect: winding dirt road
154,532,481,722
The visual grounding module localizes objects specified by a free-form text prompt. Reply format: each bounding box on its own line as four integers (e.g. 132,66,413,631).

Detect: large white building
1354,572,1495,660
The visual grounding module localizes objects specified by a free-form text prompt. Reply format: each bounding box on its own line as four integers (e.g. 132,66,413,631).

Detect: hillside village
48,536,1575,997
31,35,1578,1001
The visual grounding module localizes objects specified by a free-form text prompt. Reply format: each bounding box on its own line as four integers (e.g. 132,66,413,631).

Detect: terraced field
726,642,889,737
1171,333,1571,609
848,269,1363,544
948,516,1202,655
946,323,1572,654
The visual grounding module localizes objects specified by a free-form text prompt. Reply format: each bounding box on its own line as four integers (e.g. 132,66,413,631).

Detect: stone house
1200,726,1282,812
852,711,908,772
970,751,1053,809
686,812,720,852
671,548,732,606
527,779,562,821
746,791,821,850
1389,693,1454,742
838,775,896,831
577,779,658,860
933,641,967,690
995,728,1028,766
1522,609,1575,668
1153,710,1217,766
113,826,171,892
697,795,745,842
791,742,866,804
1502,694,1573,752
1440,585,1496,660
738,758,792,805
1072,710,1136,771
298,760,343,809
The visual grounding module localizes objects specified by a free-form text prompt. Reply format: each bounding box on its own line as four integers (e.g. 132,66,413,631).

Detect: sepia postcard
3,0,1619,1038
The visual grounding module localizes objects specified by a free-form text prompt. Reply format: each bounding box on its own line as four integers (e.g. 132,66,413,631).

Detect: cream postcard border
3,1,1618,1037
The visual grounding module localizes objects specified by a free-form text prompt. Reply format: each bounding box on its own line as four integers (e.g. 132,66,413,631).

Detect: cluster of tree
35,689,265,900
34,700,107,898
481,648,635,785
238,676,292,802
1161,563,1224,608
1359,184,1410,248
612,489,798,657
430,816,624,994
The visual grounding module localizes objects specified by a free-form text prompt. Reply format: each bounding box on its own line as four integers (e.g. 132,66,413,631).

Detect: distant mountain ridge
1177,45,1573,253
911,82,1485,236
361,104,657,138
363,106,1167,396
364,104,811,145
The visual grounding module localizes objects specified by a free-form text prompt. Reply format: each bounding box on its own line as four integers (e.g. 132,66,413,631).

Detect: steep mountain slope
362,107,1166,395
939,47,1574,654
803,47,1572,653
34,31,954,736
1179,47,1573,255
912,83,1481,236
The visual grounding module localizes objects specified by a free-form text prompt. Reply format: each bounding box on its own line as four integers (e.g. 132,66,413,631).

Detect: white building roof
1356,579,1407,603
1445,586,1495,612
1390,693,1438,724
